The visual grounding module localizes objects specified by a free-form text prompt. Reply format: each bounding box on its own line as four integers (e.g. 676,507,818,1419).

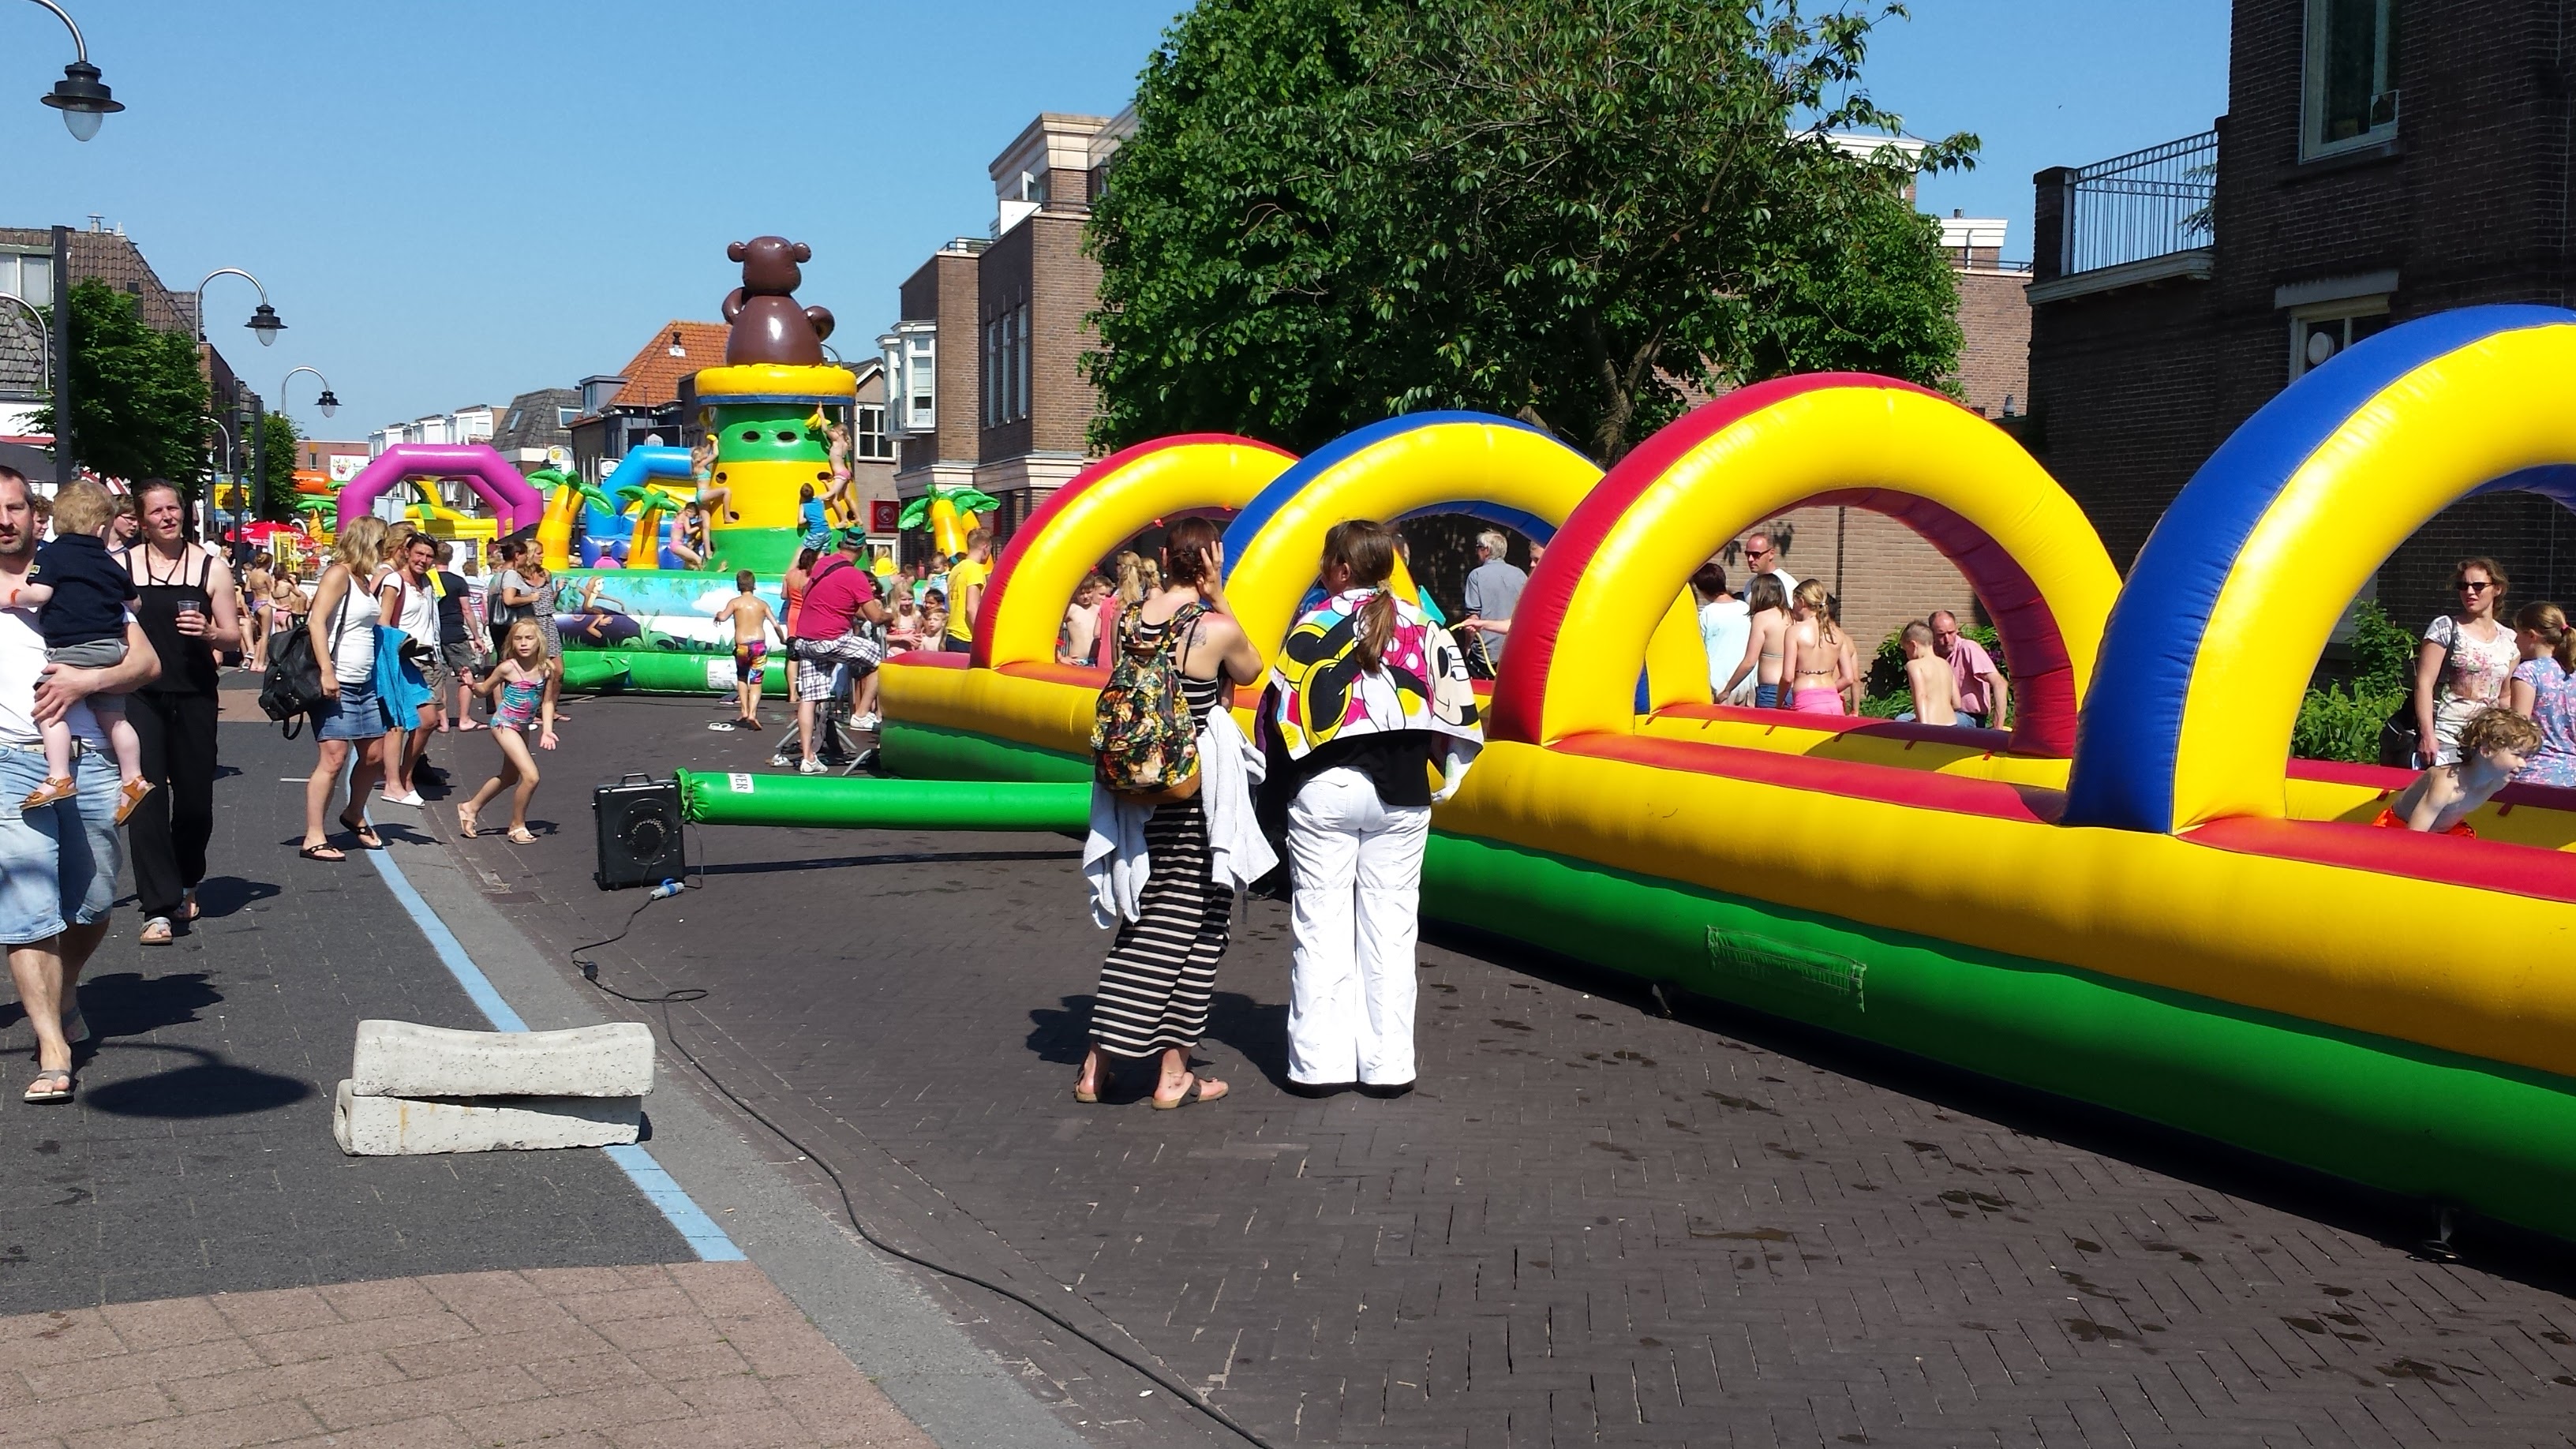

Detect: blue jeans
0,743,121,947
1754,683,1781,709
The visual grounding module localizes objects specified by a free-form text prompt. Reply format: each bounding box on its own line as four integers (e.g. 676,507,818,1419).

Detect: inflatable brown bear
721,237,836,366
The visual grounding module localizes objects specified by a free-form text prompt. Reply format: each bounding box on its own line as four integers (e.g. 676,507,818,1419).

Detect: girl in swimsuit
1787,578,1850,716
456,618,560,844
1718,574,1792,708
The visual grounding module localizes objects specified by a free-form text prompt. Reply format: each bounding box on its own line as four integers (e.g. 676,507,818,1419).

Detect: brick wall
894,252,981,477
1027,214,1102,457
1715,507,1983,660
1949,270,2031,419
2025,279,2225,568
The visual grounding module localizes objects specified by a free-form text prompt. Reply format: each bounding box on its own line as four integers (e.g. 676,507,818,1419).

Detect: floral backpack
1091,603,1205,801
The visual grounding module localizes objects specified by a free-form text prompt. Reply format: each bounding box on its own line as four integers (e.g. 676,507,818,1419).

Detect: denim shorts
0,743,122,947
313,678,388,741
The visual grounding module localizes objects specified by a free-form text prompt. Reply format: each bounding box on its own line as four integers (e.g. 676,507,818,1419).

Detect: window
556,406,579,428
856,403,893,460
2304,0,2399,159
981,302,1033,428
2290,298,2391,379
0,253,53,308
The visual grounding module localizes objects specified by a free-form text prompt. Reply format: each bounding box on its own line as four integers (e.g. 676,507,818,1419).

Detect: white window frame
882,323,937,436
1014,301,1032,424
2301,0,2400,161
856,402,893,461
2288,295,2391,380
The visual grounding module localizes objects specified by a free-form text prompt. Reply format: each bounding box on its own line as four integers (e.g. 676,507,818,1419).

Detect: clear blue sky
8,0,2229,440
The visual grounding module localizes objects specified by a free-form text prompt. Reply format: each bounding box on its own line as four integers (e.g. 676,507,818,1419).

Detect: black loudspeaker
593,774,683,890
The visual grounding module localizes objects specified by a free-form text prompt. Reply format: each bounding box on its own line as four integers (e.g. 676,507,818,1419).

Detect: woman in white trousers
1263,520,1482,1098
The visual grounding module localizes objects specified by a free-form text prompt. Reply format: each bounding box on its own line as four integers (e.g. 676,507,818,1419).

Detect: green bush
2293,683,2404,764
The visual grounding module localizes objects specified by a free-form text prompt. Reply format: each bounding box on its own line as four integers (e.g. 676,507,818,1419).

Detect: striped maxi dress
1090,657,1231,1058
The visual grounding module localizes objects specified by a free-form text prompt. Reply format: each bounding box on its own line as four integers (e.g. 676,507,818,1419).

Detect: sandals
1151,1073,1228,1110
338,811,383,849
298,843,346,862
22,1069,72,1104
113,777,156,826
455,804,479,839
18,777,74,811
138,917,174,945
505,826,537,844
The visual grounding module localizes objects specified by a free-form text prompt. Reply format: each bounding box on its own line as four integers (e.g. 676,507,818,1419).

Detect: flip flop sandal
298,844,346,862
339,814,383,849
1151,1073,1226,1110
138,917,174,945
506,827,537,844
22,1069,72,1104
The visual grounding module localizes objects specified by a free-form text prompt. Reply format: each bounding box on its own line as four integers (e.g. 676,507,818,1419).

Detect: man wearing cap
785,528,889,774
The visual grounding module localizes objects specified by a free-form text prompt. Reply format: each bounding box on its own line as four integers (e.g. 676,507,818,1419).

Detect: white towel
1084,786,1151,929
1081,708,1278,927
1199,708,1277,893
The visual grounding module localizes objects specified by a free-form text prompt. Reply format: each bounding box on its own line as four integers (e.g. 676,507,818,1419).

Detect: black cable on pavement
569,882,1274,1449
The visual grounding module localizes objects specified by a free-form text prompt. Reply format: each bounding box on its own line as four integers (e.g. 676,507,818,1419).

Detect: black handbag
258,588,356,738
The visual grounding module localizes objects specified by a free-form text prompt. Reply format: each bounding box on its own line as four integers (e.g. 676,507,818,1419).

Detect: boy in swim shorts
711,570,778,732
2373,706,2540,837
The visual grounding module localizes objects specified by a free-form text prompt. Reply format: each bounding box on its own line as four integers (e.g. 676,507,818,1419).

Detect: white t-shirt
379,568,440,650
0,601,104,749
1698,596,1752,698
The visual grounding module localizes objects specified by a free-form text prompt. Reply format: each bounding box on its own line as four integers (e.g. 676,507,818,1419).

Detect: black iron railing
2056,129,2217,276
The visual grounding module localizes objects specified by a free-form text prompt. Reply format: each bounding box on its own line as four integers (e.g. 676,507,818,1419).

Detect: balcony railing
2042,129,2217,280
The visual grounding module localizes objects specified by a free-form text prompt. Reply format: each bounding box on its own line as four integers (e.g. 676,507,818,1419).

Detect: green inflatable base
560,650,787,697
872,718,2576,1241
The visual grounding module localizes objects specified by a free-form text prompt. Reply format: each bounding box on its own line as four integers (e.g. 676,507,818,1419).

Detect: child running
455,618,560,844
2375,706,2540,836
1,482,152,821
1900,620,1959,725
712,570,779,732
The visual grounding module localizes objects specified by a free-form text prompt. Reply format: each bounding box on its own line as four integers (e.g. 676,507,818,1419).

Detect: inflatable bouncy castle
766,306,2576,1243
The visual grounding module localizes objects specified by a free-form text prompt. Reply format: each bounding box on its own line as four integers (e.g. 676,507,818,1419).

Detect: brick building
881,113,1118,557
2027,0,2575,631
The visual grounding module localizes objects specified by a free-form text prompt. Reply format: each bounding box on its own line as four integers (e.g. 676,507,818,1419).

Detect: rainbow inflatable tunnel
872,309,2576,1241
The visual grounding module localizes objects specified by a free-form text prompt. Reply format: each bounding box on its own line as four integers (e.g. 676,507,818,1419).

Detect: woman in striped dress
1076,516,1264,1108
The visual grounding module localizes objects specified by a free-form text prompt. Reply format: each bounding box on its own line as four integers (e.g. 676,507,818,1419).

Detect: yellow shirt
945,556,990,640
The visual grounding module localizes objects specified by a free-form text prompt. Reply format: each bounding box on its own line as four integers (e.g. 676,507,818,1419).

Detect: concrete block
332,1080,642,1155
349,1020,653,1099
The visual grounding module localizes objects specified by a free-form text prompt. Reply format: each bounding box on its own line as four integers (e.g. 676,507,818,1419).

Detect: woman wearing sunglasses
2413,557,2518,767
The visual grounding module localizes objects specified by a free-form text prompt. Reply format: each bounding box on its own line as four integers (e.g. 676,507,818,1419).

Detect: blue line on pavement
362,839,747,1263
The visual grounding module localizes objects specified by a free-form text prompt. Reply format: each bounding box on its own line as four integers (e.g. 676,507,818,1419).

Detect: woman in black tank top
126,482,242,944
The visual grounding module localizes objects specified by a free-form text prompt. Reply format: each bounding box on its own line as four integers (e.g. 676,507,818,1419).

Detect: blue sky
8,0,2229,440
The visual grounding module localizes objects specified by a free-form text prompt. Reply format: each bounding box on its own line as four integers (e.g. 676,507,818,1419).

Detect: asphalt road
459,689,2576,1447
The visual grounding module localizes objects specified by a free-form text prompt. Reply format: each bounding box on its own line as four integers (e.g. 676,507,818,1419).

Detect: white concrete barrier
349,1020,653,1099
333,1080,642,1155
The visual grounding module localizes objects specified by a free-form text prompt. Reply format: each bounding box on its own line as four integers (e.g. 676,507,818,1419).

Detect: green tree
259,411,301,522
1086,0,1975,464
28,279,212,492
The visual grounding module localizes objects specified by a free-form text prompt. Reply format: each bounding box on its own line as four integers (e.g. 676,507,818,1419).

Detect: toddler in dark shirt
0,482,151,821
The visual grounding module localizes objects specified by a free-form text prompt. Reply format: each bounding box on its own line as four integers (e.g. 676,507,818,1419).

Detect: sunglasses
2459,581,2495,593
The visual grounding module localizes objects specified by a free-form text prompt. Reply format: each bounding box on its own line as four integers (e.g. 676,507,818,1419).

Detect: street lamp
24,1,121,142
282,365,337,419
196,268,284,348
204,417,234,541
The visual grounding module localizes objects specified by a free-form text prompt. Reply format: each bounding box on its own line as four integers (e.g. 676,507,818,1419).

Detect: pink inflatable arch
336,444,545,535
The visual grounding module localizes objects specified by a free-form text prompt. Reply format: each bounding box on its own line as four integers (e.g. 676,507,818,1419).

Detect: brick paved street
470,691,2576,1447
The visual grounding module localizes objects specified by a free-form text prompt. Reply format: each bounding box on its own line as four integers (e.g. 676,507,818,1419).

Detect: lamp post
268,365,337,521
196,269,283,522
24,0,121,142
204,417,233,542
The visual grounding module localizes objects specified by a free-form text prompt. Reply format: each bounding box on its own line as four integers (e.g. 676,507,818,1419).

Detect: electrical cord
569,878,1276,1449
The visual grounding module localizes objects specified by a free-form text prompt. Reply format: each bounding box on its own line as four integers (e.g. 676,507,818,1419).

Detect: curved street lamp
24,1,121,141
195,267,284,347
281,365,337,419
